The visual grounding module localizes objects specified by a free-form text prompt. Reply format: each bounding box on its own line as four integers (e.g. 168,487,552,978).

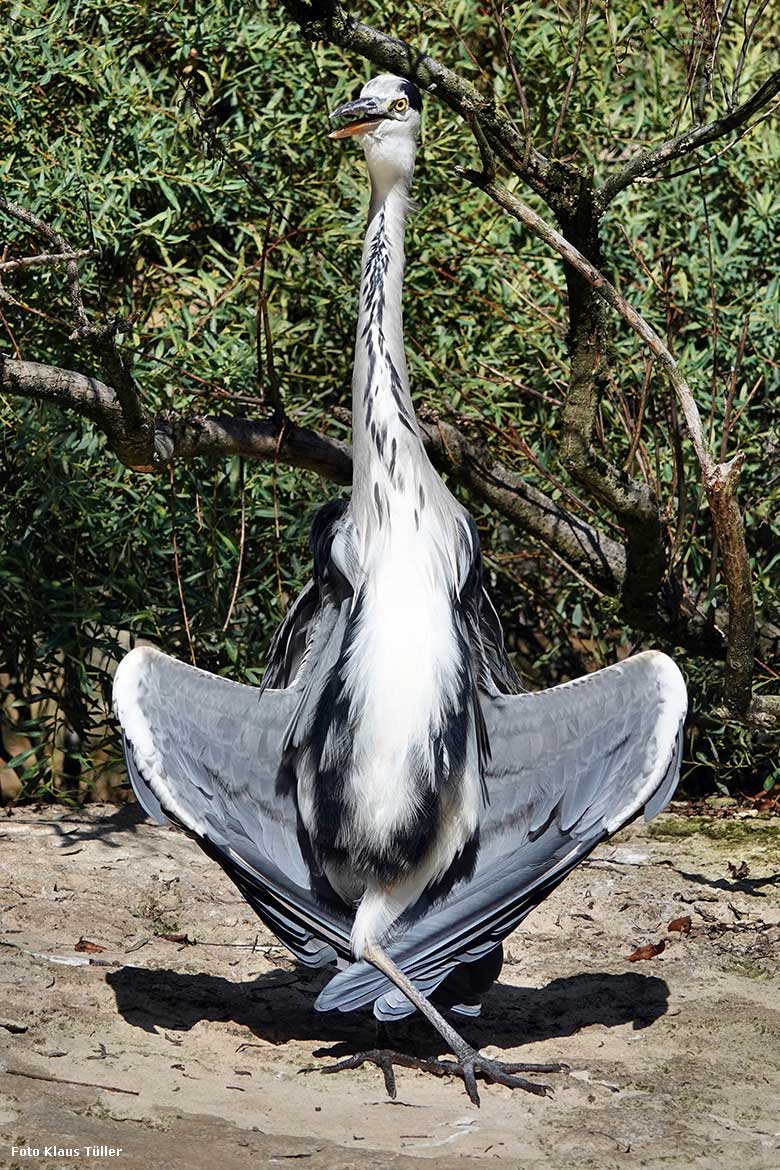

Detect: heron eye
392,97,408,113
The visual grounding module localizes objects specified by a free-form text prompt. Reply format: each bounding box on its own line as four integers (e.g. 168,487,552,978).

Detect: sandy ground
1,803,779,1170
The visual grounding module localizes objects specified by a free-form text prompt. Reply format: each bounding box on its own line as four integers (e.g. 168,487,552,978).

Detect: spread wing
113,646,353,966
316,650,687,1017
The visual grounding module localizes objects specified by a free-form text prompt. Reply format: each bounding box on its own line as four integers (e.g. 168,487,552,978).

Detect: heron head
329,75,421,184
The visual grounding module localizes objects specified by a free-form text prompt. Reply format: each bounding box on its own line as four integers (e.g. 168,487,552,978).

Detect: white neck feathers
350,177,424,531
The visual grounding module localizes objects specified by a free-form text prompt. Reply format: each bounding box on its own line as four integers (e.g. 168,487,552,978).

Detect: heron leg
319,942,565,1106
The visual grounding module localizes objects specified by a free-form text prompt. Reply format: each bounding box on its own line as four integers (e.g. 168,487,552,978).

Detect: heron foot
448,1048,566,1106
310,1046,566,1105
313,1047,422,1100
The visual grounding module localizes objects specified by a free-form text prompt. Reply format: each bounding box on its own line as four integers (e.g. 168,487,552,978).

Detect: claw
318,1049,406,1098
378,1053,397,1099
462,1059,480,1106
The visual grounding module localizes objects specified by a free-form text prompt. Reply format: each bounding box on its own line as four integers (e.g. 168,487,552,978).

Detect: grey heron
113,74,687,1105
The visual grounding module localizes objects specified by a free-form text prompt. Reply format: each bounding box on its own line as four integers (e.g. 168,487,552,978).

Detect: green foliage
0,1,778,799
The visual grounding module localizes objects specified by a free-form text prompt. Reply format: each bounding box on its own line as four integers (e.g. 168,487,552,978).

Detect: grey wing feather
261,498,352,692
260,579,320,690
114,646,353,967
474,586,523,695
316,650,686,1017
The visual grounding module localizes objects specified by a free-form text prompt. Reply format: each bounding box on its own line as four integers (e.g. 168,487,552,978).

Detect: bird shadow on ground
672,867,780,898
106,964,669,1060
48,802,157,848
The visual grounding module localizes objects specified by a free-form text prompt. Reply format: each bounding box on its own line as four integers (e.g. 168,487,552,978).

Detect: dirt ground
1,803,778,1170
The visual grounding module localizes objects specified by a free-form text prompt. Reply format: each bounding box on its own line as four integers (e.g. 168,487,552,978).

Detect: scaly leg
319,943,565,1106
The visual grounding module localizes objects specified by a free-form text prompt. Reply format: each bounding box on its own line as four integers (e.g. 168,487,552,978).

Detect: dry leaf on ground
74,937,106,953
627,940,665,962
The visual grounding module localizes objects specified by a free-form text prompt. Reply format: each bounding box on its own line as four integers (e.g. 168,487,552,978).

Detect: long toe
455,1048,567,1105
304,1048,435,1099
324,1050,397,1099
473,1055,553,1098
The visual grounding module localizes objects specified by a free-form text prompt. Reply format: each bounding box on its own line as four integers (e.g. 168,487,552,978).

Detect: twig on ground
3,1067,139,1096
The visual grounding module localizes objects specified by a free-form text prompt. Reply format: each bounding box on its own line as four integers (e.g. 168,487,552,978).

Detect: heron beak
328,97,388,139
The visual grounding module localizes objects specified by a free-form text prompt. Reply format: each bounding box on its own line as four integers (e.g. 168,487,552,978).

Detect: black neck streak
359,210,417,519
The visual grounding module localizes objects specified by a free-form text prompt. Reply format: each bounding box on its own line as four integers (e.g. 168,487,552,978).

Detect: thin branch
0,281,72,330
0,195,89,330
721,312,751,459
0,303,21,358
466,111,497,180
0,248,95,273
0,195,150,442
624,358,653,471
492,2,532,166
261,298,283,415
4,1067,139,1097
178,71,302,234
550,0,593,158
731,0,772,105
474,359,564,408
598,66,780,207
169,468,197,665
222,458,247,632
693,0,725,121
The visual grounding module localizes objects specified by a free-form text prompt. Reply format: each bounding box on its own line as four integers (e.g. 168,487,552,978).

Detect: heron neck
351,176,423,520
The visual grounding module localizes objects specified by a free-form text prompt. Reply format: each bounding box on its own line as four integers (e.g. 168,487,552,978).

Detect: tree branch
0,357,352,479
0,196,89,331
0,249,95,273
457,168,762,717
419,417,625,593
555,183,668,625
0,354,743,658
1,353,619,583
0,352,627,585
598,66,780,208
707,454,756,718
0,196,150,443
276,0,557,206
550,0,593,158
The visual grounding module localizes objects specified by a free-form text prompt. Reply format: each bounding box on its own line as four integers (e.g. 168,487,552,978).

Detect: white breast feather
344,478,480,852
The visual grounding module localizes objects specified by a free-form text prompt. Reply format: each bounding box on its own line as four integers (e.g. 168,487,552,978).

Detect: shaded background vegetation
1,0,779,802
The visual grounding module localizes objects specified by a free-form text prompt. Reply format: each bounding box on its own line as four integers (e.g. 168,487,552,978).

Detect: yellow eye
392,97,408,113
